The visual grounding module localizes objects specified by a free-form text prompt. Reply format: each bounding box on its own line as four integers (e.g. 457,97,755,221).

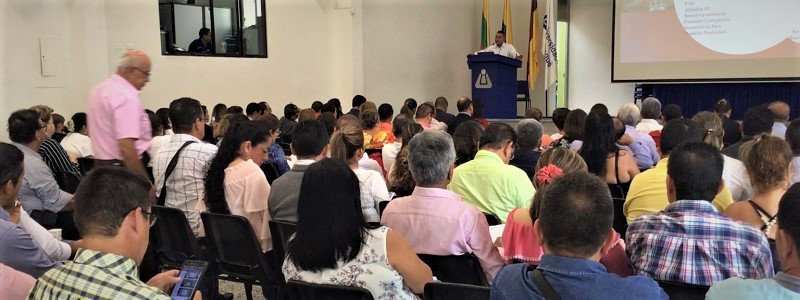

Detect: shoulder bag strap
157,141,196,206
531,269,563,300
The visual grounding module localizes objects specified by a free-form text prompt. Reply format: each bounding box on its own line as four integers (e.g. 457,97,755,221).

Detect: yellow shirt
624,158,733,223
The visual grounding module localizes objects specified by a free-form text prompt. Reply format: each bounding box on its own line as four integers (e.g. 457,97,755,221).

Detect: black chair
516,80,531,117
611,198,628,237
656,280,710,300
424,282,490,300
77,157,94,175
150,206,203,270
279,142,292,156
201,212,275,300
483,213,501,226
417,254,488,286
261,163,281,184
54,171,81,194
378,201,390,218
268,220,296,288
284,280,374,300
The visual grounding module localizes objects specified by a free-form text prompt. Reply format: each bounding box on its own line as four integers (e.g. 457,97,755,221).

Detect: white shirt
59,133,93,158
359,153,384,178
152,134,218,236
791,157,800,185
773,122,787,139
722,154,753,202
147,135,172,162
382,142,402,174
353,168,391,223
636,119,663,134
481,43,520,59
18,209,70,261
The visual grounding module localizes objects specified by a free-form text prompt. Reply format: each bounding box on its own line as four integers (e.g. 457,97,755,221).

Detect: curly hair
744,135,793,193
530,148,587,221
360,109,379,130
390,147,416,197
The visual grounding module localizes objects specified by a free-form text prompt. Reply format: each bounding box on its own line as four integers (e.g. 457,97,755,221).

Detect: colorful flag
481,0,490,49
502,0,513,44
528,0,539,90
542,0,558,89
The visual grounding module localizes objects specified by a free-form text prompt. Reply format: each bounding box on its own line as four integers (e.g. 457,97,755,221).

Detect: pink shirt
0,263,35,300
381,186,504,283
87,74,152,160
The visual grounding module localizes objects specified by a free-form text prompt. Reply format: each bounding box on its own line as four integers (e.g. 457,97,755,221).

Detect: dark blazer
721,116,742,148
447,113,474,135
435,109,456,126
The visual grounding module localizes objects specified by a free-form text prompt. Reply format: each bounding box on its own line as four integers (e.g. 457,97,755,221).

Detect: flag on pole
502,0,513,44
481,0,490,49
527,0,539,90
542,0,558,89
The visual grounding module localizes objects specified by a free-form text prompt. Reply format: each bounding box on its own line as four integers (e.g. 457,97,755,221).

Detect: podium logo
475,69,492,89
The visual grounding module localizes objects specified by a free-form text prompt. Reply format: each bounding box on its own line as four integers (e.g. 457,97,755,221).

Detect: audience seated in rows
448,123,535,223
707,183,800,299
152,98,218,237
452,120,484,166
331,126,390,222
415,103,447,131
722,106,773,160
492,172,667,299
617,103,660,170
624,119,734,222
60,113,93,160
693,111,753,201
715,99,742,148
580,110,640,199
551,109,586,151
770,101,791,139
282,158,432,298
509,119,543,180
199,120,273,252
30,105,82,176
336,115,384,175
268,120,329,223
29,167,198,299
382,114,410,174
446,97,474,135
636,97,663,134
382,130,504,283
627,141,773,286
788,120,800,185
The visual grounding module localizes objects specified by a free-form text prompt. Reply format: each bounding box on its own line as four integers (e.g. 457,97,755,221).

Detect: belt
93,159,124,168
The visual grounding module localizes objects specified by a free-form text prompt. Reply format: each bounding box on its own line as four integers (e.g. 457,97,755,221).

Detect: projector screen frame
610,0,800,83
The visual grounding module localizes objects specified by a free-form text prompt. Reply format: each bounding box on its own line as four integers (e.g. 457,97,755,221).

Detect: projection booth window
158,0,267,58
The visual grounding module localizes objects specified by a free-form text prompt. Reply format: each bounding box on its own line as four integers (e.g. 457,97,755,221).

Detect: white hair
407,130,456,187
618,103,641,127
116,55,137,72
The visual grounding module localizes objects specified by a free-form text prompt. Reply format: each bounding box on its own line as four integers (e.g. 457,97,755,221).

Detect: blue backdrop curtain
648,82,800,120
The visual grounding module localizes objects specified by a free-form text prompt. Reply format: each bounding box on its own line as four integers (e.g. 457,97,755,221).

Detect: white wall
567,0,635,113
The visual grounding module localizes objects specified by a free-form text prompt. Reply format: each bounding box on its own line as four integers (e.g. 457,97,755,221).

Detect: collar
474,150,505,164
537,254,607,275
110,74,138,95
10,141,42,159
655,157,669,168
775,272,800,293
73,248,139,278
294,159,316,166
411,186,462,201
664,200,717,214
169,134,202,143
625,125,637,132
0,207,9,221
458,112,471,116
640,119,660,125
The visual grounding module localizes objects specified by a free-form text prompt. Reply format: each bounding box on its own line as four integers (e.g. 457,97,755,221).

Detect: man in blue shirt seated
706,183,800,299
188,27,213,54
490,172,667,300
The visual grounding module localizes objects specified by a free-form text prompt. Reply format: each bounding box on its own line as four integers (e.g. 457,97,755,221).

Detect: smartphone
170,260,208,300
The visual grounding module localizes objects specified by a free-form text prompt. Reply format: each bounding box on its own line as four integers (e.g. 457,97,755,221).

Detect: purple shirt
625,125,659,170
381,186,504,283
0,263,35,300
87,74,152,160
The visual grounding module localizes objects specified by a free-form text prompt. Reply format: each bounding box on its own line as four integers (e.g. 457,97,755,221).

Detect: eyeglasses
127,207,157,227
133,67,151,77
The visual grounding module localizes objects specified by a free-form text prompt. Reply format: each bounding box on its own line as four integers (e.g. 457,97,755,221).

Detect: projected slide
613,0,800,81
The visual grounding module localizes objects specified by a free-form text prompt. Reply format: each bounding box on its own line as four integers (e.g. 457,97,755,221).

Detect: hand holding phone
170,260,208,300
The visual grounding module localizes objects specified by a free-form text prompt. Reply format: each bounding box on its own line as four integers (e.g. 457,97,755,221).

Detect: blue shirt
0,208,60,278
11,142,73,213
490,255,667,300
188,39,212,53
625,125,659,170
266,143,290,175
707,272,800,300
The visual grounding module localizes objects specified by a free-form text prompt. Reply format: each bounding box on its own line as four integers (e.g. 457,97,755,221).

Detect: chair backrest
769,239,782,272
423,282,490,300
261,163,281,184
200,212,272,283
54,171,81,194
611,198,627,237
268,220,297,284
483,213,501,226
284,280,374,300
417,254,488,286
77,158,94,175
516,81,530,98
656,280,710,300
150,206,202,269
378,201,390,218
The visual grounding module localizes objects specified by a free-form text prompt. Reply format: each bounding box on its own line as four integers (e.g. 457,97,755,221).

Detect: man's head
617,103,641,127
360,109,379,130
311,101,324,115
535,172,615,260
415,103,435,121
742,106,774,136
769,101,791,122
434,97,448,111
246,102,264,118
407,131,456,188
115,50,151,91
226,106,244,115
169,97,205,138
8,109,46,148
291,120,330,161
352,95,367,109
318,112,337,136
456,97,473,114
0,143,24,207
552,107,570,131
667,141,724,203
640,97,662,120
258,101,272,115
479,123,517,164
284,104,300,120
73,167,155,264
590,103,608,115
199,27,212,43
662,104,683,122
776,183,800,268
660,118,703,156
378,103,394,123
336,114,361,130
516,119,543,150
495,31,506,46
525,108,543,121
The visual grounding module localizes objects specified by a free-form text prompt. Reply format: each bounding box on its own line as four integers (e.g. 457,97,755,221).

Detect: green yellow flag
528,0,539,90
502,0,512,44
481,0,490,49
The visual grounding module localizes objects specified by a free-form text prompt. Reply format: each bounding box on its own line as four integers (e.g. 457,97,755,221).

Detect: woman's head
786,119,800,156
330,125,365,163
156,107,171,131
146,110,163,136
360,109,379,131
52,114,66,133
29,105,55,137
579,110,617,176
453,120,484,166
531,147,588,220
71,113,88,134
212,103,228,124
256,114,281,143
692,111,724,150
563,109,587,141
360,101,377,113
400,98,418,117
213,113,249,139
287,158,367,272
744,135,793,194
472,99,485,119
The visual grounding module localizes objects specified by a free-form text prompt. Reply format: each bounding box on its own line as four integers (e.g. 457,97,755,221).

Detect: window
158,0,267,58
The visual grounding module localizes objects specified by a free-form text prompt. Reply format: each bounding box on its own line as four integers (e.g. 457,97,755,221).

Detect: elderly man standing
769,101,791,139
88,50,153,179
618,103,659,170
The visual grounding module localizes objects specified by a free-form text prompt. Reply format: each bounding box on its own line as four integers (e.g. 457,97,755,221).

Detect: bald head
769,101,790,121
116,50,152,91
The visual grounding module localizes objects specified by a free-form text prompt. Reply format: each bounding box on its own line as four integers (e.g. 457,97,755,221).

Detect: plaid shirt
626,200,774,286
28,249,170,299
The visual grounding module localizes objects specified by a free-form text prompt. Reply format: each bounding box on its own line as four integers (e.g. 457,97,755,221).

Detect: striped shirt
28,249,170,299
38,138,81,176
627,200,774,286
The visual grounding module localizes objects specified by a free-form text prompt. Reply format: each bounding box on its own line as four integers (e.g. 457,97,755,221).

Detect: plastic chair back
284,280,374,300
656,280,710,300
423,282,490,300
150,206,202,269
417,254,488,286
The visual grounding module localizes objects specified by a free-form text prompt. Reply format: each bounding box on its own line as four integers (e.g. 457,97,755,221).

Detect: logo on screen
475,69,493,89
